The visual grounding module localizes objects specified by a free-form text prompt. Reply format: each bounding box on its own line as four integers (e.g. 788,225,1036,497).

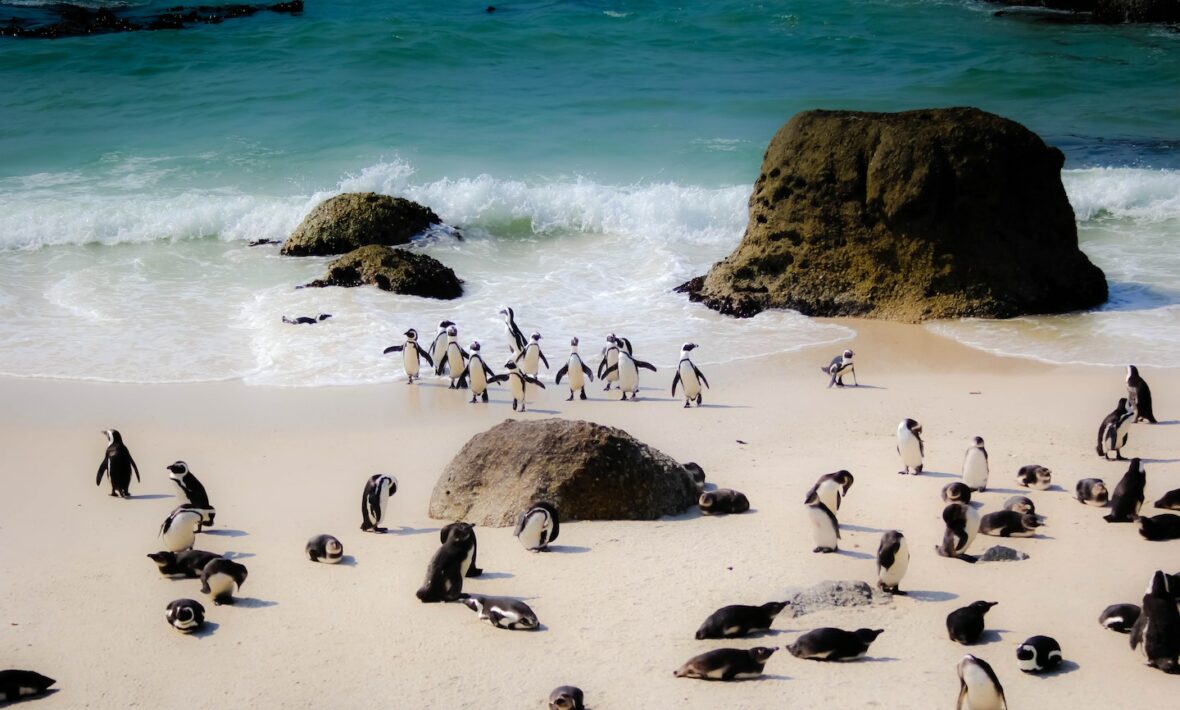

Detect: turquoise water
1,0,1178,382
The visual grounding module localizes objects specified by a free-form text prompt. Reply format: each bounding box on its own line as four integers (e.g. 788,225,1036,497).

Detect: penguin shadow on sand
190,621,221,638
903,589,958,603
475,570,514,580
841,523,889,535
386,526,441,537
1140,457,1180,464
971,629,1008,645
128,493,173,500
203,528,249,538
220,551,255,560
1029,659,1081,677
543,544,591,554
915,470,958,479
334,555,358,567
834,548,874,561
229,597,278,609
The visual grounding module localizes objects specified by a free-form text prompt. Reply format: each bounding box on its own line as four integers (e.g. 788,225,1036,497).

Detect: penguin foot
512,401,518,411
374,527,388,533
470,397,477,404
579,390,587,400
897,469,908,476
109,492,118,497
957,554,979,564
566,393,574,401
683,401,691,408
603,383,611,391
813,547,836,554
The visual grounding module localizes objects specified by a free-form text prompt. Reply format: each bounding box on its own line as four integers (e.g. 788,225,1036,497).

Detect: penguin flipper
602,364,618,377
539,351,550,369
489,374,510,384
918,438,925,458
96,459,107,486
803,483,818,505
580,362,594,381
383,345,404,354
513,512,527,538
878,540,898,570
128,453,140,483
693,365,709,389
525,375,546,389
555,364,569,385
458,363,472,381
671,371,681,397
419,349,434,367
636,360,658,372
955,683,968,710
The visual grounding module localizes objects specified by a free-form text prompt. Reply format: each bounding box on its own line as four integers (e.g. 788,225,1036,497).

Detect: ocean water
1,0,1178,384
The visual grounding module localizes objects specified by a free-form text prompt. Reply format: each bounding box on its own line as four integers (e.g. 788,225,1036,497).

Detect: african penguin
1104,457,1146,523
147,549,222,578
515,501,559,551
548,686,585,710
1154,488,1180,511
199,558,247,605
429,320,455,371
496,360,545,412
1015,464,1052,490
896,418,924,475
601,348,656,401
876,530,910,595
979,510,1042,538
672,342,710,407
416,522,476,603
165,598,206,634
824,348,856,388
459,341,501,403
1097,397,1133,460
459,594,539,630
597,333,621,390
159,507,202,552
947,601,998,645
435,325,470,389
306,534,344,563
96,429,139,498
942,482,972,505
1099,603,1141,633
806,499,840,553
684,462,707,492
699,489,750,515
673,647,777,680
956,654,1007,710
0,670,56,702
1002,496,1036,516
788,628,884,661
1126,365,1157,424
383,328,433,384
554,337,594,401
440,522,482,578
937,502,980,563
805,470,854,512
514,331,549,378
167,461,210,508
694,601,790,639
1016,635,1062,673
1139,513,1180,541
282,313,331,325
499,307,527,355
360,474,397,533
1130,570,1180,673
1075,478,1109,506
962,437,989,491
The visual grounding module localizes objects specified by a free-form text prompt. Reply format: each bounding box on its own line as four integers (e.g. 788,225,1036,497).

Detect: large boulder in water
679,107,1108,322
428,419,699,525
302,245,462,299
281,192,442,256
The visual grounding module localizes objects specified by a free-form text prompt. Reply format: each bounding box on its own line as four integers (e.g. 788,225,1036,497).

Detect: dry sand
1,320,1177,708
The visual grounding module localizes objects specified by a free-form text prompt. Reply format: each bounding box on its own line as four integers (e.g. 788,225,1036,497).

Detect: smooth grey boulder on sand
986,0,1180,23
302,245,462,299
281,192,442,256
428,419,699,525
679,107,1108,322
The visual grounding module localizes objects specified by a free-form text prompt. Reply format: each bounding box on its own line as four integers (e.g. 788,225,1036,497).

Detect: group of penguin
381,307,710,410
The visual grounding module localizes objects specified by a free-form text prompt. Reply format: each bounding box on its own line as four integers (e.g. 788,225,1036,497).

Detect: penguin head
972,436,984,447
103,429,120,445
404,328,418,340
749,647,777,662
503,360,518,371
447,325,458,337
147,551,177,569
381,475,398,495
1021,514,1042,529
1130,458,1145,476
1118,397,1130,413
969,601,999,614
459,595,482,613
761,601,791,617
549,689,580,710
317,314,332,322
681,342,697,352
854,628,884,643
167,461,188,475
176,606,195,624
606,333,616,344
843,349,854,359
901,419,920,435
570,336,579,348
833,470,854,492
530,332,542,342
498,307,512,321
439,320,455,330
1015,645,1035,661
470,340,481,352
698,492,715,509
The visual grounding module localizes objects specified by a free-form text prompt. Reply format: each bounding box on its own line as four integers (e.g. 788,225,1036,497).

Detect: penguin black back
416,523,475,602
1104,458,1146,523
1127,365,1157,423
96,429,139,497
947,601,998,645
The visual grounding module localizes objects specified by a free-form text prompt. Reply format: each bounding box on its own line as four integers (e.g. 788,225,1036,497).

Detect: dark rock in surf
0,2,303,39
984,1,1180,23
281,192,443,257
302,245,462,299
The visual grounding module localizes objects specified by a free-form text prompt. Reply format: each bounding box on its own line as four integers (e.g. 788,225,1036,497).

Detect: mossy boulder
303,245,462,299
281,192,442,256
680,107,1107,322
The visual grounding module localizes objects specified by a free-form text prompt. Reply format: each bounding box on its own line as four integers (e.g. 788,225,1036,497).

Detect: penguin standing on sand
383,328,433,384
1104,458,1146,523
499,307,527,355
429,320,455,371
961,437,989,491
496,360,545,412
896,419,924,475
1097,397,1133,460
876,530,910,594
515,501,559,551
1130,570,1180,673
672,342,710,407
96,429,139,497
167,460,211,509
416,523,476,602
200,558,248,605
159,507,202,552
515,331,549,379
602,348,657,401
459,341,501,403
360,474,397,532
806,499,840,553
435,325,470,389
555,337,594,401
956,654,1007,710
439,522,482,578
804,470,854,513
824,349,856,388
598,334,622,390
937,502,980,562
1126,365,1157,424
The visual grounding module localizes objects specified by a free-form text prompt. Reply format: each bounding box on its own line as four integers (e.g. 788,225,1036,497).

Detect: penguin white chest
962,449,989,490
469,361,488,394
162,516,198,552
604,350,619,381
961,664,1005,709
170,478,191,504
879,538,910,586
807,505,839,548
510,374,526,402
206,572,236,598
521,346,541,376
446,348,464,376
376,488,390,525
897,431,922,467
518,513,550,550
460,546,474,577
960,509,981,551
618,359,639,393
403,346,420,377
815,479,842,512
567,357,585,390
678,360,701,399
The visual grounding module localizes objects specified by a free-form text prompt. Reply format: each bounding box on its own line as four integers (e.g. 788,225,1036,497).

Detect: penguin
95,429,139,498
1016,635,1062,673
942,482,972,505
165,598,206,634
167,461,210,507
673,647,777,680
788,628,884,661
1002,496,1036,516
1099,603,1141,633
499,307,527,355
980,510,1042,537
360,474,397,533
694,601,791,639
684,462,707,492
439,522,482,577
1127,365,1157,424
956,654,1007,710
548,686,585,710
459,594,539,630
1015,464,1052,490
429,320,455,370
896,418,924,475
1097,397,1133,460
600,348,656,401
458,341,501,403
147,549,222,578
671,342,710,407
514,331,549,378
699,489,750,515
1155,489,1180,511
415,522,476,603
554,337,595,401
962,437,989,491
0,670,56,703
597,333,621,390
1104,457,1146,523
159,507,202,552
172,504,216,532
876,530,910,595
937,502,980,563
306,534,344,563
615,335,634,356
282,313,331,325
947,601,998,645
514,501,559,551
804,470,854,512
1138,513,1180,541
824,348,856,388
1130,570,1180,673
383,328,433,384
806,499,840,553
200,558,247,605
496,360,545,412
435,325,470,389
1075,478,1109,506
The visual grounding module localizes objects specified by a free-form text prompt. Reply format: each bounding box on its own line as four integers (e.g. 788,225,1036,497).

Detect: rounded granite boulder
281,192,442,257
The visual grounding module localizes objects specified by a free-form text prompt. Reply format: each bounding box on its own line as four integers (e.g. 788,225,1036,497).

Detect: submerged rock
302,245,462,299
428,419,698,525
785,580,892,617
281,192,442,257
680,107,1107,322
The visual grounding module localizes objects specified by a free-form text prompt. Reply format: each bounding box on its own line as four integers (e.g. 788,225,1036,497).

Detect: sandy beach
2,319,1176,708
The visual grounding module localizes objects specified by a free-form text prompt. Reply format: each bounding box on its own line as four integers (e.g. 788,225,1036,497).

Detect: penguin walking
956,654,1007,710
597,333,621,390
896,418,924,475
435,325,470,388
496,360,545,412
601,348,656,401
671,342,710,407
499,307,527,355
961,437,989,491
824,349,856,388
360,474,397,532
1126,365,1157,423
1097,397,1133,460
428,320,455,372
937,502,980,563
459,341,502,403
1104,458,1146,523
1130,570,1180,673
515,501,559,551
806,499,840,553
95,429,139,497
804,470,854,513
515,331,549,378
383,328,433,384
554,337,595,401
876,530,910,594
159,507,202,552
